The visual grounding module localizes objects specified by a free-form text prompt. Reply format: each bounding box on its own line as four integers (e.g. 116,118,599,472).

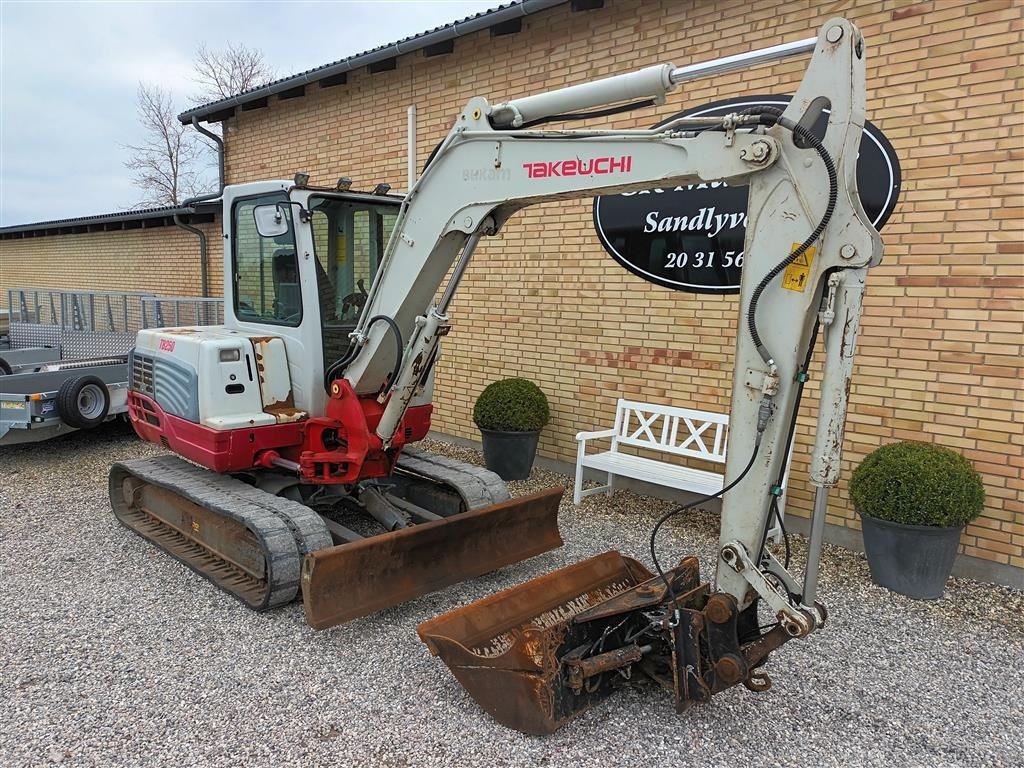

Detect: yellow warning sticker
782,244,816,292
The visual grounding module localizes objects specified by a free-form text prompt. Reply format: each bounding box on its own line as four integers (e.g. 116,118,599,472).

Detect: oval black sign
592,95,901,294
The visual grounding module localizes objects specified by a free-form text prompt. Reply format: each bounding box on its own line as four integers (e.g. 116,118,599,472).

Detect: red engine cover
128,392,303,473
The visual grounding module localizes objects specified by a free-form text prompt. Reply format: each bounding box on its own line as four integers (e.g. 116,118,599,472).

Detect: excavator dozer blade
301,486,564,630
417,551,664,735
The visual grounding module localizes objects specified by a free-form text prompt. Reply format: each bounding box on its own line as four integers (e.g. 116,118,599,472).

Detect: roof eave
0,201,220,237
178,0,568,125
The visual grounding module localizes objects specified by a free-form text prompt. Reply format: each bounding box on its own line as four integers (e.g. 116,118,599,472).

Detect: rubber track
396,448,510,510
110,455,329,611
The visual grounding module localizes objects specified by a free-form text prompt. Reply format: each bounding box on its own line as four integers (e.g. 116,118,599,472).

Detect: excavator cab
307,196,395,374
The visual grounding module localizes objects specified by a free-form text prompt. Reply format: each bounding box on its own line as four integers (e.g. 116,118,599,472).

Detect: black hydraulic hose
423,140,444,173
518,98,658,129
649,434,762,599
323,315,404,391
648,116,838,600
754,308,826,567
740,107,838,366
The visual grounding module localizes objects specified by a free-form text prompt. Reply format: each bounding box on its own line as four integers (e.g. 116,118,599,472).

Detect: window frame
230,191,303,328
307,195,399,324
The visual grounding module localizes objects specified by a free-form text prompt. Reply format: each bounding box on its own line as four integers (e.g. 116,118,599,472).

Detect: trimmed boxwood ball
849,441,984,527
473,378,550,433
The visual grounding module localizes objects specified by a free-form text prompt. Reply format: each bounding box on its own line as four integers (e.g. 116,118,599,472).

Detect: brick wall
3,0,1020,572
219,0,1022,571
0,222,223,309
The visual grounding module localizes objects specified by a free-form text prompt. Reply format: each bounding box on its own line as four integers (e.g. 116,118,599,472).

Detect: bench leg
573,442,587,505
574,465,612,504
606,472,615,497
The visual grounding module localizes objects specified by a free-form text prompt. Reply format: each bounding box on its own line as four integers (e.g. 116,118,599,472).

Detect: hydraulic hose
649,111,839,600
649,434,762,598
323,315,404,391
740,107,838,366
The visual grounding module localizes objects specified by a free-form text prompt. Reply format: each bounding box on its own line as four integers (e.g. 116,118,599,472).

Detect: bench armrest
575,428,616,442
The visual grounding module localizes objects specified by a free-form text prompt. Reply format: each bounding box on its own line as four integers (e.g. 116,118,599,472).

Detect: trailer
0,288,222,446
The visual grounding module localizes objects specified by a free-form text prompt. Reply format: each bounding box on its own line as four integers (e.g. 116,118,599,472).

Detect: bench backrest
612,399,729,464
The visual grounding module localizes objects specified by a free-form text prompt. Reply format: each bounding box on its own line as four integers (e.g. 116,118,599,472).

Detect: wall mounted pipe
173,118,225,299
407,105,417,191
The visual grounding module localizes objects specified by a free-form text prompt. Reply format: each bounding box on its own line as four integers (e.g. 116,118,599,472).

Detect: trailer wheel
57,375,110,429
0,358,11,376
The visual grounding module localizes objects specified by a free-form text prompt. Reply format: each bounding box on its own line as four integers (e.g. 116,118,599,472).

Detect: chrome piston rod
489,36,817,128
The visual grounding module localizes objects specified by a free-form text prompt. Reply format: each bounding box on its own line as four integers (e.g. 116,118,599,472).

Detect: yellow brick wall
2,0,1020,571
0,222,223,307
219,0,1022,570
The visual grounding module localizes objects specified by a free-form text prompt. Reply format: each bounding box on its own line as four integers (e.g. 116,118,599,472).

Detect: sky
0,0,499,226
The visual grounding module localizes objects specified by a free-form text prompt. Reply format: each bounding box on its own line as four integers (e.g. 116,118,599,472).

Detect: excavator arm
342,18,878,613
411,18,884,733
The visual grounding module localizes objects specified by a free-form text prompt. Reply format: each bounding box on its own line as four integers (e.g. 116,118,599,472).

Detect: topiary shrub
473,378,550,433
849,441,984,527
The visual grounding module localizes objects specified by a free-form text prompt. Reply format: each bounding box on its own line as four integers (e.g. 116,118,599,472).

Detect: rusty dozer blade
418,550,799,734
301,486,564,629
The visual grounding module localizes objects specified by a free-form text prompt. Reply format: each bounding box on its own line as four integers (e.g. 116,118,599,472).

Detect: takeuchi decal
523,155,632,179
592,95,902,294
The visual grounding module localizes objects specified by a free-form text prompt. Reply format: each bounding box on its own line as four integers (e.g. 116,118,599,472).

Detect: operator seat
315,257,354,389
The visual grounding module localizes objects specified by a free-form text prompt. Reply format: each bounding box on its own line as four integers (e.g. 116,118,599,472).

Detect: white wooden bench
574,398,787,541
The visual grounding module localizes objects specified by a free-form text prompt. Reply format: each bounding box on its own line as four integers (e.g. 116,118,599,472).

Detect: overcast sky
0,0,499,226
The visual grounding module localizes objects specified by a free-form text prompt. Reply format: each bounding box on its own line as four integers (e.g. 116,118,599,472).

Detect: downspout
173,117,225,299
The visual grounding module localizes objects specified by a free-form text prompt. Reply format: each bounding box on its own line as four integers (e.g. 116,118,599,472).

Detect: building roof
0,201,219,239
179,0,571,125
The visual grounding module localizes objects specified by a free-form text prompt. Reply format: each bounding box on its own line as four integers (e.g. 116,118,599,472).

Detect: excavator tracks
394,447,510,513
110,450,563,627
110,455,331,611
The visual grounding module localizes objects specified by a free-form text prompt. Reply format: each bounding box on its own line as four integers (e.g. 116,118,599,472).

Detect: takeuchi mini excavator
111,18,883,731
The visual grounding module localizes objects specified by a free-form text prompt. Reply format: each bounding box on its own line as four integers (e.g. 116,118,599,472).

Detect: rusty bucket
417,551,661,734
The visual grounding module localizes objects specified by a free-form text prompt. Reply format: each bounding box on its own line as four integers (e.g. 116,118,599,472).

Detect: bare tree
191,43,274,104
124,83,205,207
125,45,273,207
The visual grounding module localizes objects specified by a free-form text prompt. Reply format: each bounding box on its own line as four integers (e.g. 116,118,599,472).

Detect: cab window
232,193,302,326
308,196,398,372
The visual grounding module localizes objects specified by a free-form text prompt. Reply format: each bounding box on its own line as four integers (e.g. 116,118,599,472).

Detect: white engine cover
134,325,304,431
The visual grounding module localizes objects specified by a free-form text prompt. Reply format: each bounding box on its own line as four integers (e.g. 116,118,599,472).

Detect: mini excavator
111,18,883,732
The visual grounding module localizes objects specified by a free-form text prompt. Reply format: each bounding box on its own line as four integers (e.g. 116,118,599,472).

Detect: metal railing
7,288,154,333
6,288,224,359
141,296,224,328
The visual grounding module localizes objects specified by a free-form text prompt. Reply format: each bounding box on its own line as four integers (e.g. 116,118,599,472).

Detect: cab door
223,182,321,416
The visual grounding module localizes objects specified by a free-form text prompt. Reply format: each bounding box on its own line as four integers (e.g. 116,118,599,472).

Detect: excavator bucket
419,549,805,735
418,551,703,734
301,486,564,629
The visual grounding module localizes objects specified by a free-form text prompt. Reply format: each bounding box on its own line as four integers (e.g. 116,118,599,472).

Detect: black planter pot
479,428,540,481
859,512,963,600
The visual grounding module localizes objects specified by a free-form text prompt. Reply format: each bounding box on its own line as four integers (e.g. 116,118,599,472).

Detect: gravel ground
1,423,1022,768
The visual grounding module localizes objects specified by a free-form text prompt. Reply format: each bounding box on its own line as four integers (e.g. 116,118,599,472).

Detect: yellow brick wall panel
4,0,1021,569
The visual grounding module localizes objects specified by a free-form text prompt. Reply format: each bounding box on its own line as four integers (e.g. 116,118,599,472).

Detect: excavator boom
416,18,883,732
